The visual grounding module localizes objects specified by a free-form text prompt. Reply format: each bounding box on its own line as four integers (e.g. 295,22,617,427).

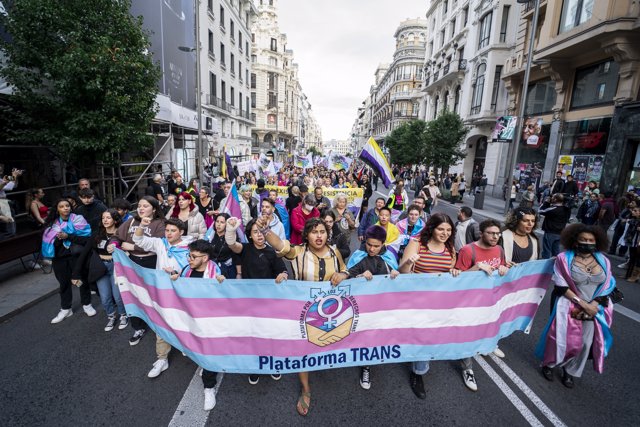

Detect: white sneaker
618,262,629,269
462,369,478,391
203,388,217,411
118,315,129,330
83,304,97,317
104,316,117,332
51,309,73,324
148,359,169,378
493,348,506,358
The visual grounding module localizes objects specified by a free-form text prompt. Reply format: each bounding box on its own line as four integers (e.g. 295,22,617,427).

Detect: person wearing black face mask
537,223,616,389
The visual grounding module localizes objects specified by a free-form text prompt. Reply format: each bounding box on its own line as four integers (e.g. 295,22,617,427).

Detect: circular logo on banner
301,286,357,347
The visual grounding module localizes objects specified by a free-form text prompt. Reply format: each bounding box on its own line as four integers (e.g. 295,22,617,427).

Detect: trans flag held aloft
114,250,553,374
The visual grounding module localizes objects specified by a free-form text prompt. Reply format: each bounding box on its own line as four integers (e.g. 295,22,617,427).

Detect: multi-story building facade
371,19,428,140
422,0,518,196
324,139,351,156
503,0,640,195
202,0,257,159
250,0,321,159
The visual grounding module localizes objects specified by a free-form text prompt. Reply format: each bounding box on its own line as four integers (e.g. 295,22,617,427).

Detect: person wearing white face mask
290,194,320,245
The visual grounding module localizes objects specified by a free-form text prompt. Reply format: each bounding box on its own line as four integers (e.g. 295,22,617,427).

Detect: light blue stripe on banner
126,303,533,374
116,249,554,300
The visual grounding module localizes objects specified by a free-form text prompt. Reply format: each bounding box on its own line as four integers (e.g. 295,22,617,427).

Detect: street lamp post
504,0,540,215
179,0,204,188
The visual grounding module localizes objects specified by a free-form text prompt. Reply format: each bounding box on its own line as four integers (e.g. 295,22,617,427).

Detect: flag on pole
220,146,228,179
205,179,246,242
359,137,394,188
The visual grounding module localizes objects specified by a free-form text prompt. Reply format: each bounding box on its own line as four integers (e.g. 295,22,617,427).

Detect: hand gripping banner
114,250,553,374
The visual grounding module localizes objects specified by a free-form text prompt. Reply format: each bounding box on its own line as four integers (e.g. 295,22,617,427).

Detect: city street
2,202,640,427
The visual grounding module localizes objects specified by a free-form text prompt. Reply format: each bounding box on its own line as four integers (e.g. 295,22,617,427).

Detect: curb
0,287,58,324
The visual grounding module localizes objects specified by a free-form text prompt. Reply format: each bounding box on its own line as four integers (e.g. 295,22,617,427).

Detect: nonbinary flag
359,137,394,188
114,252,553,374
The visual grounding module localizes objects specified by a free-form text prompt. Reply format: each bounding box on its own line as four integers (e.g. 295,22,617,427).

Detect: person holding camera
0,167,23,237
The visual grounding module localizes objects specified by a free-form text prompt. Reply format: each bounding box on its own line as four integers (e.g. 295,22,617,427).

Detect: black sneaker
129,329,146,346
409,372,426,399
561,369,574,388
541,366,554,381
360,367,371,390
248,374,260,385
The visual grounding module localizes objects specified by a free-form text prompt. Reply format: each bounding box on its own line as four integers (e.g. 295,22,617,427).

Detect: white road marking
488,354,568,427
168,370,224,427
614,304,640,323
473,355,544,427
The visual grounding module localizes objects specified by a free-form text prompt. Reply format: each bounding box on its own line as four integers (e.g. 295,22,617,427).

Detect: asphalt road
1,201,639,426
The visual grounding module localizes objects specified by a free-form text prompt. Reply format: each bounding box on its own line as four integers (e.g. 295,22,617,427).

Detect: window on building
246,96,250,112
559,0,593,33
251,92,256,108
210,72,217,99
220,43,225,66
450,18,456,38
245,69,249,84
269,57,277,67
270,38,277,52
470,63,486,114
525,79,557,115
230,20,235,40
428,41,433,58
454,85,461,113
570,59,620,109
463,6,469,26
490,65,503,111
478,12,492,49
238,32,243,49
246,12,249,25
246,41,249,55
251,33,255,42
230,53,235,73
268,92,277,108
251,54,257,63
208,30,214,54
231,87,235,106
221,80,226,102
500,6,510,42
219,6,225,28
207,0,213,14
443,0,448,15
268,72,278,91
440,29,445,47
443,91,449,112
238,62,242,79
251,73,256,89
433,96,439,119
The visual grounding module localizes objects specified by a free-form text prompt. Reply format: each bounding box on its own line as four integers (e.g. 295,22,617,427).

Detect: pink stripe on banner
127,293,539,357
118,266,549,319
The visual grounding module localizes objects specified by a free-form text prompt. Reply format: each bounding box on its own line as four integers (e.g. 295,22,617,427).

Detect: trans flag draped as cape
114,251,553,374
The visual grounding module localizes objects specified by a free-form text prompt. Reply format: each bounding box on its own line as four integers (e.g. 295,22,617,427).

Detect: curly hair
504,207,538,232
302,218,330,244
560,223,609,252
418,213,456,255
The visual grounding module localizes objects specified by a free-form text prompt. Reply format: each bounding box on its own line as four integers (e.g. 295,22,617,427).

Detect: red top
455,242,505,271
289,205,320,245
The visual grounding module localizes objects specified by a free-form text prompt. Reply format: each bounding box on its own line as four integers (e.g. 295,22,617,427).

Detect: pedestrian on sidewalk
609,200,636,257
454,207,480,253
519,185,536,209
42,199,94,324
539,194,571,259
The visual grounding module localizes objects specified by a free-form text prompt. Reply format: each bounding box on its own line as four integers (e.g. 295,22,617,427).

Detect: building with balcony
371,19,428,141
502,0,640,195
250,0,321,159
422,0,518,196
324,139,351,156
201,0,256,160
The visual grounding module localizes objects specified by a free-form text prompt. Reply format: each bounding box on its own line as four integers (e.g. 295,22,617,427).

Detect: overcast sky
277,0,426,141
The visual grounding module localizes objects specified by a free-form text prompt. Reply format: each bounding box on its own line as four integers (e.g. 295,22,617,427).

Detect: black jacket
74,201,107,232
539,202,570,234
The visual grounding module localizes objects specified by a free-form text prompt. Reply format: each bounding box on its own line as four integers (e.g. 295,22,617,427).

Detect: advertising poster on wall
522,118,544,147
587,155,605,183
558,156,574,178
491,116,517,143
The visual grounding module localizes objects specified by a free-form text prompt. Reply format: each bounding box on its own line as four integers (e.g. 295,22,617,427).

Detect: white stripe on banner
120,280,545,340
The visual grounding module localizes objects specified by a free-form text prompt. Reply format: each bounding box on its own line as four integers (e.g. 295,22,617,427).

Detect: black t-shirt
240,243,287,279
210,233,234,263
189,270,205,278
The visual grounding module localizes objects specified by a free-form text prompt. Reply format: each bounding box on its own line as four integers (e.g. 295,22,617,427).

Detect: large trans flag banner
114,250,553,374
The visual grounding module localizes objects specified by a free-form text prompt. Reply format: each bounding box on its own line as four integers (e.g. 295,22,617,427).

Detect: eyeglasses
187,254,207,260
484,231,502,236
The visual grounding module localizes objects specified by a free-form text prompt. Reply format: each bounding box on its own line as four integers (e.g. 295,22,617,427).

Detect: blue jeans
96,260,126,316
541,232,561,259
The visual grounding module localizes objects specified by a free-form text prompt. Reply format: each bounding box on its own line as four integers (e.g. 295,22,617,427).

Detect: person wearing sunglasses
454,219,510,392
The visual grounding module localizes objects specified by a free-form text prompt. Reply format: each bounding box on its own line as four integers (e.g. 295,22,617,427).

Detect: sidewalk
439,192,508,221
0,259,58,322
